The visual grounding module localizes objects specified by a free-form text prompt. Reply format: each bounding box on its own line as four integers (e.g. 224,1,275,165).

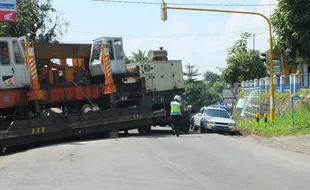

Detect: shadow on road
218,131,243,136
1,129,242,156
1,132,108,156
0,129,175,156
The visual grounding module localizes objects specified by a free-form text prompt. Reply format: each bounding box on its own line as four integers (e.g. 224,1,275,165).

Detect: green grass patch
237,103,310,138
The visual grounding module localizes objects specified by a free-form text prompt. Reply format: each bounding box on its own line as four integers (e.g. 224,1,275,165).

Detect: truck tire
0,146,6,154
138,128,145,135
181,124,190,134
138,126,152,135
108,129,119,138
144,126,152,134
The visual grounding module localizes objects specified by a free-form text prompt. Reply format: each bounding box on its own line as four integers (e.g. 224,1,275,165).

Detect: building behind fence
241,73,310,93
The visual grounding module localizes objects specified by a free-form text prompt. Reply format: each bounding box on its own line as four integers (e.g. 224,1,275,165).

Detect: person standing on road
170,95,182,137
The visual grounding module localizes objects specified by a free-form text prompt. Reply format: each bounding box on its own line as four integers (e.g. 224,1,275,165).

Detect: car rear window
205,109,230,118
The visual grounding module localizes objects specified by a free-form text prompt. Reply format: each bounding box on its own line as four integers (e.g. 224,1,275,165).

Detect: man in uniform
170,95,182,137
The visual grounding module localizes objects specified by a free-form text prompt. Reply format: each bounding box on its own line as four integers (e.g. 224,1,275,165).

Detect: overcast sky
53,0,277,78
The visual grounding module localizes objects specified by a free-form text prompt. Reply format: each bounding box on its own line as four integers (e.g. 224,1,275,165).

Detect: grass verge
237,104,310,138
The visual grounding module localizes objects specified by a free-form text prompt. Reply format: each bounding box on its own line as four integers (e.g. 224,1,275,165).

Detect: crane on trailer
0,34,189,152
0,36,126,120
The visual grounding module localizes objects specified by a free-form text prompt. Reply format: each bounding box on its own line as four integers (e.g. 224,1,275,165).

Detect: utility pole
252,33,255,50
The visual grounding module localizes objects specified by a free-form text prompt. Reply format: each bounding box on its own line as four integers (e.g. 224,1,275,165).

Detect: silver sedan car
193,106,236,134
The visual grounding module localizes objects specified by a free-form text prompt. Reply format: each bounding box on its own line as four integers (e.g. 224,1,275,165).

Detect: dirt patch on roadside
249,135,310,155
236,127,260,137
234,127,310,155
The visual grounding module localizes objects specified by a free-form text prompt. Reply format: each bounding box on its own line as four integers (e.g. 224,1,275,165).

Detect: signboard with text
273,59,282,76
0,0,16,22
222,89,234,99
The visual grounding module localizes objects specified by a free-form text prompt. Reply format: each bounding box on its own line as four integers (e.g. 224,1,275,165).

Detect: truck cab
0,37,30,89
89,37,127,77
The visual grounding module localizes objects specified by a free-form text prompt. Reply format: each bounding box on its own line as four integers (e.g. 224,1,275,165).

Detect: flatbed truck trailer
0,104,166,153
0,36,189,152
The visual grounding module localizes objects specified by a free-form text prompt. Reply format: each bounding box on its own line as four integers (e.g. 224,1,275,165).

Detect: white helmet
174,95,181,101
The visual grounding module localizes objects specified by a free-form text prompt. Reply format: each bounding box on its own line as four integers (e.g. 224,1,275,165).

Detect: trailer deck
0,106,166,151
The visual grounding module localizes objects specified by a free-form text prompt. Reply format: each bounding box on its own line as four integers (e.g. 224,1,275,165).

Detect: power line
91,0,277,7
255,29,268,36
67,27,268,38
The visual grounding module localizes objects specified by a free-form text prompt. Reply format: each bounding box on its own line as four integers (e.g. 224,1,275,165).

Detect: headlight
229,123,236,126
205,121,214,127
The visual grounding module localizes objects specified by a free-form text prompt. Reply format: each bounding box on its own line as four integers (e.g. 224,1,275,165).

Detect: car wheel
200,122,205,133
193,126,199,132
200,128,206,133
205,129,212,133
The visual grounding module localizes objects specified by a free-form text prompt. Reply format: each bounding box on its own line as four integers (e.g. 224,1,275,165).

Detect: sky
52,0,277,78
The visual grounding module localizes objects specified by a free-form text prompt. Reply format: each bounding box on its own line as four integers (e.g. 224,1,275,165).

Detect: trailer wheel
144,126,152,134
108,129,119,138
138,126,152,135
138,128,145,135
0,146,6,154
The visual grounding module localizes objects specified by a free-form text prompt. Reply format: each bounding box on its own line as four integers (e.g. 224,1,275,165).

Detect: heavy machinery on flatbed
0,36,189,152
126,48,190,133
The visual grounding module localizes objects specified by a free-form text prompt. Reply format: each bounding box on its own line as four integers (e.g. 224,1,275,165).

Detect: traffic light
161,3,167,21
261,52,267,63
261,51,270,65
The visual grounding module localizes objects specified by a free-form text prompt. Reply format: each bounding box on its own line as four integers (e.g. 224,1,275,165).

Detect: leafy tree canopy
222,32,268,85
125,49,148,64
270,0,310,64
183,63,220,109
183,63,200,82
0,0,69,43
203,71,221,86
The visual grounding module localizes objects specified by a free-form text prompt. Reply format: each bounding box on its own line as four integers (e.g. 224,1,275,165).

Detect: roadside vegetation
236,92,310,138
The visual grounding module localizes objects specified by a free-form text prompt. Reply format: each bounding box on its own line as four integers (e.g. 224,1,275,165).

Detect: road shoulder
237,134,310,156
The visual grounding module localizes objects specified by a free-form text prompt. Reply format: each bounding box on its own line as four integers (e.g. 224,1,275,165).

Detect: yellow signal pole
161,0,275,121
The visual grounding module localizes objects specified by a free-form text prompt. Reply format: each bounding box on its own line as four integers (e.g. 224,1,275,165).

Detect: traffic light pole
161,0,275,121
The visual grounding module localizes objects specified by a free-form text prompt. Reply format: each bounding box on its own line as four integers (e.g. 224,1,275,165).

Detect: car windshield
204,109,230,118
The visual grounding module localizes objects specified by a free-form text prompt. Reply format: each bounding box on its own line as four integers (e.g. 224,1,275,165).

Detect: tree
132,49,148,62
270,0,310,64
183,63,200,82
228,32,252,55
0,0,69,42
212,81,226,94
182,64,219,109
125,49,148,64
222,32,268,85
203,71,221,86
125,55,134,64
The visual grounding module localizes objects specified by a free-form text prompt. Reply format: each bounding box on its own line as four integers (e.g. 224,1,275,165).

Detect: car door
194,108,204,126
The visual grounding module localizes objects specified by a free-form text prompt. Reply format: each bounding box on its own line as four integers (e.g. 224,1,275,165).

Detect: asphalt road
1,129,310,190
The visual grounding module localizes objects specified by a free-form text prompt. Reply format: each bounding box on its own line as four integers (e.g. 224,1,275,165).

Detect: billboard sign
0,0,16,22
222,89,234,99
273,59,282,76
